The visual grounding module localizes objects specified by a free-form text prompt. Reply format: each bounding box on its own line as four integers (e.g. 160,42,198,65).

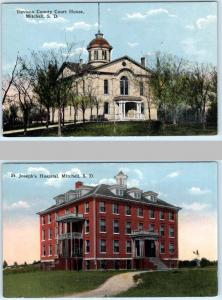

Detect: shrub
147,120,162,131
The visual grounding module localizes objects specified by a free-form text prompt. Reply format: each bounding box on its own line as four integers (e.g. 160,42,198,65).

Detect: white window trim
113,241,119,254
126,241,132,254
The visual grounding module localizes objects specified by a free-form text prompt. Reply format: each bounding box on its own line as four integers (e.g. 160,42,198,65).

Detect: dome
87,32,112,50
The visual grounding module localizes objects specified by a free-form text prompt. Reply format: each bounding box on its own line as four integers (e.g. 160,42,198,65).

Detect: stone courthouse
61,29,157,122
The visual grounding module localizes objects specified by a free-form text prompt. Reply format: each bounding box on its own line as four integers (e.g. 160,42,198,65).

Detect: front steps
149,257,169,270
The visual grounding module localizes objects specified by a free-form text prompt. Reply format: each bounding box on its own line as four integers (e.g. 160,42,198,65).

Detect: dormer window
134,192,141,199
144,192,157,202
76,190,82,198
116,189,124,196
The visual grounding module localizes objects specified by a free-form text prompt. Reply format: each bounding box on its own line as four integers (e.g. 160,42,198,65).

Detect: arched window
120,76,129,95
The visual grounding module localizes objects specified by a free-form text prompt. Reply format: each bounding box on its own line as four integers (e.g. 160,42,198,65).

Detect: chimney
75,181,83,189
141,57,146,67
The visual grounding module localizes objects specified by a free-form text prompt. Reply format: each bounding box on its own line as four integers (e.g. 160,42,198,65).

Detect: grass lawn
3,270,119,298
117,267,218,297
4,121,217,137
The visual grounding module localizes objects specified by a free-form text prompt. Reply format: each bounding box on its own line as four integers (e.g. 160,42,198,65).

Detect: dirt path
66,271,146,298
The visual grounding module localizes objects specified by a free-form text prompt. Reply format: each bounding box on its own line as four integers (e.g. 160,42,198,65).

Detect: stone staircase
149,257,168,270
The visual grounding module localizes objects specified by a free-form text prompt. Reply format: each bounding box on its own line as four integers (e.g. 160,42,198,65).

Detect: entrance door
145,240,156,257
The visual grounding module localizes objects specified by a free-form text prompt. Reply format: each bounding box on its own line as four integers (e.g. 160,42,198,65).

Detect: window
100,219,106,233
160,225,165,237
55,227,58,239
137,207,143,217
85,203,89,213
116,189,124,196
169,226,175,238
140,82,144,96
42,216,45,225
169,212,174,221
74,206,79,215
138,223,143,231
85,220,89,233
48,214,51,224
169,242,175,254
125,222,131,234
102,50,107,60
112,203,119,214
125,205,131,216
100,239,106,253
126,240,132,253
59,223,63,235
99,201,106,213
86,260,90,270
120,76,129,95
85,240,90,253
42,229,45,241
160,242,165,254
149,209,155,219
149,223,155,232
94,50,98,60
113,220,119,233
42,244,46,256
55,212,58,221
49,244,52,256
48,228,52,240
134,192,141,199
113,240,119,253
160,211,164,220
76,190,81,198
100,260,107,269
65,209,69,215
104,102,109,114
104,80,109,95
89,51,91,61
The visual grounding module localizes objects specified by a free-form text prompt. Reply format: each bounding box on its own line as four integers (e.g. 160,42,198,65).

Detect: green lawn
3,270,119,298
4,121,217,137
117,268,218,297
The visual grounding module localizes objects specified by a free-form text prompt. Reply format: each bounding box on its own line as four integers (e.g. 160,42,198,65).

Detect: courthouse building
38,171,181,271
60,29,157,122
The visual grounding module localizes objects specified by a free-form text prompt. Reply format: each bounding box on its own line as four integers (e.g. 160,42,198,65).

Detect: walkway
66,271,147,298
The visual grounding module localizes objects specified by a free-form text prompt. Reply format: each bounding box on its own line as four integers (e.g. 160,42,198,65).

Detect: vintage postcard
1,1,217,137
2,162,217,297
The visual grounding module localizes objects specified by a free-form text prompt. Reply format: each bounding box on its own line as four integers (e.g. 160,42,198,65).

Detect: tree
2,55,19,104
3,260,8,269
11,58,35,135
14,261,18,267
185,64,216,129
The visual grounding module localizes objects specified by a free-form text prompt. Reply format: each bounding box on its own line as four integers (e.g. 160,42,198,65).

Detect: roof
38,184,181,215
87,32,112,50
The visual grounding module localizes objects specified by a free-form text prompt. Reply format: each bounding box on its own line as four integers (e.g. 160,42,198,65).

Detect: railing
58,232,83,240
56,213,84,222
131,230,158,237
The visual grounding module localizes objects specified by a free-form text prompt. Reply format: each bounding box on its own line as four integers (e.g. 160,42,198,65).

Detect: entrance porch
114,96,145,120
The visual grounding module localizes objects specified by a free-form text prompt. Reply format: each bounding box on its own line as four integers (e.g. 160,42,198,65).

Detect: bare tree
2,55,19,104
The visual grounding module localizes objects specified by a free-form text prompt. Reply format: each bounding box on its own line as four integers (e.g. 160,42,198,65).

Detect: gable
94,56,150,76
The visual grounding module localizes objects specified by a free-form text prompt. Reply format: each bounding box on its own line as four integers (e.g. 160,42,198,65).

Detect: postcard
1,1,217,137
2,162,217,297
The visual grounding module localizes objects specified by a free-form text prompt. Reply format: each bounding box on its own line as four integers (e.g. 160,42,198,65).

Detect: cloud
45,168,83,187
42,42,67,49
7,201,30,210
196,15,216,29
66,21,98,31
98,178,116,185
134,169,144,180
189,186,211,195
127,42,139,48
185,24,195,31
127,179,140,188
181,201,210,211
125,8,176,21
181,38,206,59
27,167,50,175
167,171,180,178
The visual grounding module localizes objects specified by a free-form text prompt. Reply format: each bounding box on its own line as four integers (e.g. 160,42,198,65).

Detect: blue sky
2,162,218,263
2,162,217,220
2,2,217,75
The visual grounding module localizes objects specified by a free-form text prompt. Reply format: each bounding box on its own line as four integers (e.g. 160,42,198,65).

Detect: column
136,103,140,119
119,102,122,120
71,222,73,258
141,240,144,257
139,103,142,119
123,102,126,119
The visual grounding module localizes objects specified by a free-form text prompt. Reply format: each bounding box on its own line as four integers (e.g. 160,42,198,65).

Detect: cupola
87,31,112,67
